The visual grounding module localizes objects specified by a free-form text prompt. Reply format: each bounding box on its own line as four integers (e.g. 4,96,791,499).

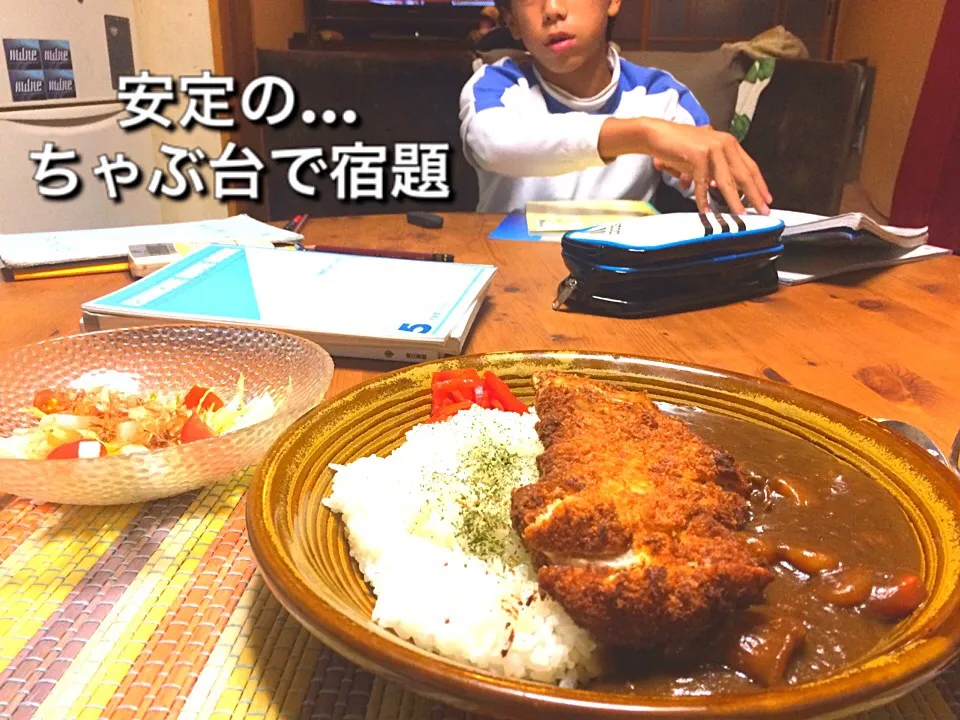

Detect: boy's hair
492,0,617,41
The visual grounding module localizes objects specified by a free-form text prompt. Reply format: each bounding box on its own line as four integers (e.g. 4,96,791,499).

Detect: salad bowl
0,324,334,505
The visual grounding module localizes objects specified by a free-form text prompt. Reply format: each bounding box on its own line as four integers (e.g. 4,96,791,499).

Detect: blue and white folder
81,245,497,363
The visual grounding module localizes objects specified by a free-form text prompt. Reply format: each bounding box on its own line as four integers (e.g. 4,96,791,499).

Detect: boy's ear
607,0,622,19
502,9,522,40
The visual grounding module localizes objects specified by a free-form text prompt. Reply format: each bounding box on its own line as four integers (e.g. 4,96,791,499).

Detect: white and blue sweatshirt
459,45,711,213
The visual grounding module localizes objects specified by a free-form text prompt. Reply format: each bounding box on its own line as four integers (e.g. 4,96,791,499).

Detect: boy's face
503,0,621,78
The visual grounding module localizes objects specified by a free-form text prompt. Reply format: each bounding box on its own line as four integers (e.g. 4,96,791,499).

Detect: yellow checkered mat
0,470,956,719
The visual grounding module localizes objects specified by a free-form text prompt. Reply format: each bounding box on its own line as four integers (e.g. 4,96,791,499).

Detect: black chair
257,48,479,221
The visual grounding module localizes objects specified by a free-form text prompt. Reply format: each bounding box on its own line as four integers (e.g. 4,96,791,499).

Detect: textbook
764,209,947,285
80,245,497,363
0,215,303,280
770,209,929,248
525,199,659,240
489,201,660,242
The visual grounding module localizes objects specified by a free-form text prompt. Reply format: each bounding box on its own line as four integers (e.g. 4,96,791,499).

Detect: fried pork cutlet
510,372,774,652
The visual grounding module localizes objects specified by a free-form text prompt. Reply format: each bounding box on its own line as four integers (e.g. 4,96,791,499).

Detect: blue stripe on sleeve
471,59,526,112
618,60,711,126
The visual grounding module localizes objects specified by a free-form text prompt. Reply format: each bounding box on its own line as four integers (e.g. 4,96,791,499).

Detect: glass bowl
0,324,334,506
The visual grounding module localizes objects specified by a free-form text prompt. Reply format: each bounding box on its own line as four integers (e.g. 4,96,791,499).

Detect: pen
304,245,454,263
292,214,310,234
283,214,304,231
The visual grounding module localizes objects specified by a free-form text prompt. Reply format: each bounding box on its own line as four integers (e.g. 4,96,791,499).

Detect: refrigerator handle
0,102,126,125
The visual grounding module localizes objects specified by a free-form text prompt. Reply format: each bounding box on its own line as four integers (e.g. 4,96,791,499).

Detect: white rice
322,404,600,686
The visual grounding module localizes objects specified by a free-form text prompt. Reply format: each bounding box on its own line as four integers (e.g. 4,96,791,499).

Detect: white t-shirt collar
532,44,620,112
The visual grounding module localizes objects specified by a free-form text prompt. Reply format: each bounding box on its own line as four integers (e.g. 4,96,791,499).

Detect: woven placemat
0,470,955,720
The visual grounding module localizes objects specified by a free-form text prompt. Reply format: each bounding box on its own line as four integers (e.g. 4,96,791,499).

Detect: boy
459,0,772,216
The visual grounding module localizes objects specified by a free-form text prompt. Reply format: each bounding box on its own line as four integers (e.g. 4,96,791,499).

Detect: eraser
406,212,444,229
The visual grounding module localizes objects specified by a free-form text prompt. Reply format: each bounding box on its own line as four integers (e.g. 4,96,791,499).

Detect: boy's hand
653,159,694,191
641,119,772,215
597,117,773,215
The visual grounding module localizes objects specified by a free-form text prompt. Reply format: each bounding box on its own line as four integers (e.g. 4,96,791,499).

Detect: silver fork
951,428,960,473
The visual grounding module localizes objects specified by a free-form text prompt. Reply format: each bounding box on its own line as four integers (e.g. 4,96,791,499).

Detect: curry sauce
589,403,926,696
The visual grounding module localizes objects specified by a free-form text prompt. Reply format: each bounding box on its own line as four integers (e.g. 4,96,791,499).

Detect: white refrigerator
0,0,161,234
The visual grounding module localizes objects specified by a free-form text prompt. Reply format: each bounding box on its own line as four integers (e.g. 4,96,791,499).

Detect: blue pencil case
552,212,786,318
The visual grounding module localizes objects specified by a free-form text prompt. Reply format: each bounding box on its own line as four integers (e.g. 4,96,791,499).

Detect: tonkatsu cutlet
510,372,774,652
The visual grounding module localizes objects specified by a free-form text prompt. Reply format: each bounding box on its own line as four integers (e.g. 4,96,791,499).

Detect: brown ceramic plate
247,351,960,720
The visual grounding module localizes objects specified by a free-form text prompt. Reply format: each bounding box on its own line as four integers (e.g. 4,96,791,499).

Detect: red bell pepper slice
448,388,470,404
432,371,482,411
483,372,528,413
434,376,481,396
428,400,473,424
428,368,526,419
473,382,492,409
432,369,482,384
431,378,451,415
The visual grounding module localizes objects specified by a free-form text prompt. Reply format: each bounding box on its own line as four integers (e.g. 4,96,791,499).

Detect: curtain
889,1,960,252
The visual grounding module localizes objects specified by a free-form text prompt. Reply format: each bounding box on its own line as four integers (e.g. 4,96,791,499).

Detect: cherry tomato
47,439,108,460
184,385,225,411
33,389,64,414
180,412,215,443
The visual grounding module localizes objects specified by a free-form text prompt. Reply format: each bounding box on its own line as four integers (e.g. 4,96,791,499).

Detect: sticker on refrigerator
39,40,73,71
44,69,76,99
8,69,45,102
3,39,42,71
3,38,76,101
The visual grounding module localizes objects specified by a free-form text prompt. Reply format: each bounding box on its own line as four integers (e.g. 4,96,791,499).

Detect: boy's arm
460,61,770,212
649,74,711,200
460,62,610,177
598,68,771,214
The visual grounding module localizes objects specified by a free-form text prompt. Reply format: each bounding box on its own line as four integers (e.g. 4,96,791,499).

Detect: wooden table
0,213,959,720
2,212,959,449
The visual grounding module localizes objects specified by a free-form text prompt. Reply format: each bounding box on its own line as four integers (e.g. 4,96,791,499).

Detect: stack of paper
80,245,497,363
0,215,303,281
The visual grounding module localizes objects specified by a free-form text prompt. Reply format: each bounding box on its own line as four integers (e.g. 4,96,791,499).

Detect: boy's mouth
546,32,576,52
